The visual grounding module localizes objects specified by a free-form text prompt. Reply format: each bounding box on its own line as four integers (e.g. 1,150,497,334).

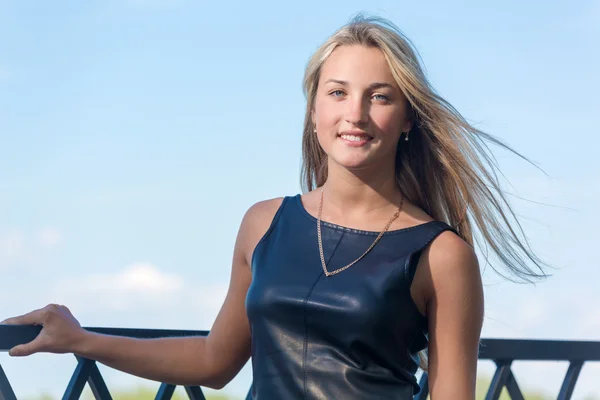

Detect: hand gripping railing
0,326,229,400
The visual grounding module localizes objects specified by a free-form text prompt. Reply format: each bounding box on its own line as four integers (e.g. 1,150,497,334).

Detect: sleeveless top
245,195,454,399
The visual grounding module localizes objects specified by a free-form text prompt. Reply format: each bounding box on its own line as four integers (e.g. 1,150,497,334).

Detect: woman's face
313,45,412,172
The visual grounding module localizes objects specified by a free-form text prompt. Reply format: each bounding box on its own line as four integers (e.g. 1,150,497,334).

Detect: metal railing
415,338,600,400
1,325,599,400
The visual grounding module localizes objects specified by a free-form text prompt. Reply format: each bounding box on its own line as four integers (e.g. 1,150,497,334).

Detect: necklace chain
317,187,404,277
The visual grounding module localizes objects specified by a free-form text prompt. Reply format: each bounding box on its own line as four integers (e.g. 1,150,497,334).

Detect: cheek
372,110,405,139
314,98,342,131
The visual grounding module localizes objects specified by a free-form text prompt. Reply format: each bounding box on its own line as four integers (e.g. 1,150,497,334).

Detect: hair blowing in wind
301,15,548,283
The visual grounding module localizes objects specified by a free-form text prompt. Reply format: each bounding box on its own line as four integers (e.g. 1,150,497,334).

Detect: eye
372,93,390,102
329,89,346,98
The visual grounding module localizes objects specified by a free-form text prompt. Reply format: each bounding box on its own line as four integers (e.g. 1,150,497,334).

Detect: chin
330,153,375,170
327,144,396,172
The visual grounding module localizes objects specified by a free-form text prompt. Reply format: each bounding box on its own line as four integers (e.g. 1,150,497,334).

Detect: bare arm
1,198,284,389
418,231,484,399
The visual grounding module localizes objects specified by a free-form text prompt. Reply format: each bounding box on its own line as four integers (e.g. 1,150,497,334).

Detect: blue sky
0,0,599,398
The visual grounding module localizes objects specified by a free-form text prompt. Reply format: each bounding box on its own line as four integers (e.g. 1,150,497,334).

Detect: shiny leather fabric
246,195,453,399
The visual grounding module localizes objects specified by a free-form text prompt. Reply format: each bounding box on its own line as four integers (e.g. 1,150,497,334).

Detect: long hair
301,15,547,283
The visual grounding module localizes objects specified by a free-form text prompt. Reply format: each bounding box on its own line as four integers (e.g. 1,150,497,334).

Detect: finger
8,339,43,357
0,309,45,326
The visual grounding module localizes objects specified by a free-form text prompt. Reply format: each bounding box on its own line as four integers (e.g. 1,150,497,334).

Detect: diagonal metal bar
184,386,206,400
0,364,17,400
63,358,95,400
505,370,524,400
155,383,176,400
245,383,253,400
485,361,512,400
558,361,584,400
414,372,429,400
81,357,112,400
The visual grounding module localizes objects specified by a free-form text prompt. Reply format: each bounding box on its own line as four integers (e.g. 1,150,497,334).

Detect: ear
403,120,413,133
403,102,416,133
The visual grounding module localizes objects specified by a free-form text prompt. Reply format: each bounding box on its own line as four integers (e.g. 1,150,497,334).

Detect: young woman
1,16,545,399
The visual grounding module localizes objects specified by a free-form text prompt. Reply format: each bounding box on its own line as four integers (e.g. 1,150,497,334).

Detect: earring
314,128,317,134
404,131,409,142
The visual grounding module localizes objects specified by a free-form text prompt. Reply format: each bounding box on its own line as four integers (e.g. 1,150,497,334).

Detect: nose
344,97,369,126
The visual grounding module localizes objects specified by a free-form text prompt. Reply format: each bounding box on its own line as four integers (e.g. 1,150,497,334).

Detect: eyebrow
323,79,395,90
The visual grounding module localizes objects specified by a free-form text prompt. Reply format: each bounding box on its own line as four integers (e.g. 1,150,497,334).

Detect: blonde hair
301,15,548,284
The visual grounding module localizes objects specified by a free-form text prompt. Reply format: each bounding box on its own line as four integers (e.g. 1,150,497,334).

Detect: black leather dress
245,195,453,399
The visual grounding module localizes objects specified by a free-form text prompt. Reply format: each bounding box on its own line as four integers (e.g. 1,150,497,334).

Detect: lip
338,130,373,139
337,131,373,147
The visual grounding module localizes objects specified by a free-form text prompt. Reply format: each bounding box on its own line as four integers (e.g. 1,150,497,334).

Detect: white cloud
0,227,64,270
0,230,26,266
573,300,600,339
51,263,184,311
515,296,549,332
36,227,63,249
48,263,228,325
115,262,183,293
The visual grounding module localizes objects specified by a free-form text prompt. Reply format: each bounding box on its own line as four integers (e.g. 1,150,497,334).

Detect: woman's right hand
0,304,87,357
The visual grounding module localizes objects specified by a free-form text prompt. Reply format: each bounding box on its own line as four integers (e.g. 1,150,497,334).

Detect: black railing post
75,355,112,400
63,358,95,400
414,373,429,400
184,386,207,400
558,361,584,400
505,370,525,400
244,384,253,400
0,364,17,400
155,383,210,400
155,383,176,400
485,360,512,400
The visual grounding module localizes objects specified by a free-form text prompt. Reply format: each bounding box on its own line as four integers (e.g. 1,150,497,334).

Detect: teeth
341,134,369,142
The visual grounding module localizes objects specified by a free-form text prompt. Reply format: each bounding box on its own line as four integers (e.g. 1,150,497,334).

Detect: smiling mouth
338,133,373,142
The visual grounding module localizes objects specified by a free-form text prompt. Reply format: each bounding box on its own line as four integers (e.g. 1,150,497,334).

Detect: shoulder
237,197,287,264
419,229,482,302
427,230,478,271
242,197,286,227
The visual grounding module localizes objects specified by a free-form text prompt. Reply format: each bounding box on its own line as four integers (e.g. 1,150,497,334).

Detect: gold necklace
317,186,404,277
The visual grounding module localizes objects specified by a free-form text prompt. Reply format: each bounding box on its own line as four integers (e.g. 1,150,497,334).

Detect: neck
322,160,402,216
